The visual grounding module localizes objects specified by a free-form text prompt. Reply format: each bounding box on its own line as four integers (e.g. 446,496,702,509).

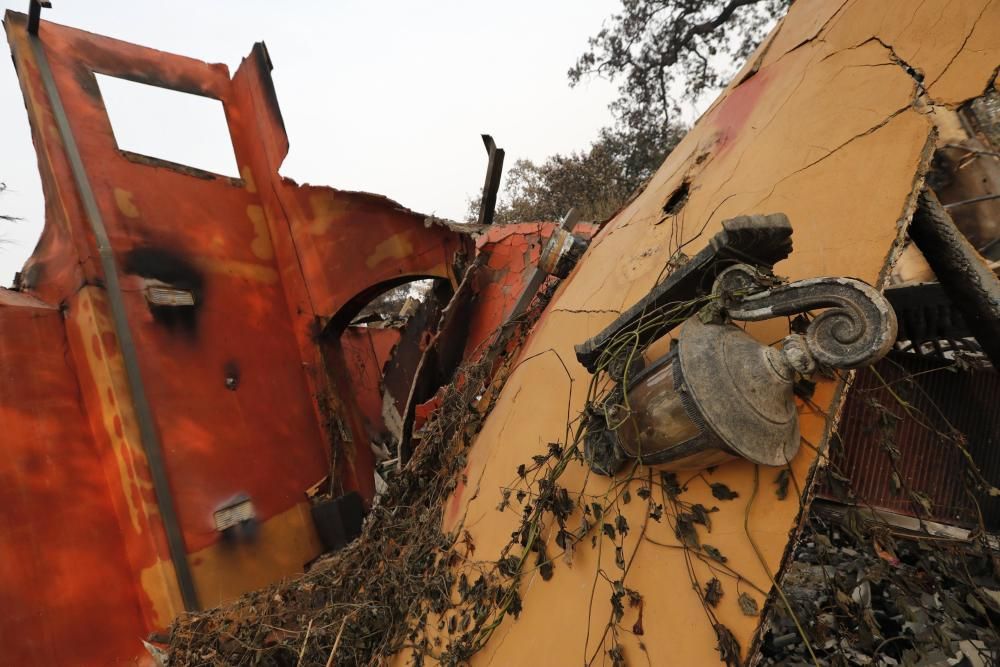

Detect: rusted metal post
477,134,504,225
26,0,49,34
910,187,1000,368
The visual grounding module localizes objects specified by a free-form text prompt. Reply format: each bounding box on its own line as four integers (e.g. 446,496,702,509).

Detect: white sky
0,0,626,285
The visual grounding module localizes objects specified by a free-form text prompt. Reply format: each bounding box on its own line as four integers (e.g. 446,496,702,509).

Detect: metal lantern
613,317,802,470
577,214,898,475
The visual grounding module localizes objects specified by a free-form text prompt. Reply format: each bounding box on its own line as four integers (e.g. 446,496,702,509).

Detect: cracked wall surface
432,1,1000,665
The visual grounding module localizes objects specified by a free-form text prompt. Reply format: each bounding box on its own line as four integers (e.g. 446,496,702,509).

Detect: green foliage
570,0,790,146
471,0,787,226
468,125,683,224
0,182,19,225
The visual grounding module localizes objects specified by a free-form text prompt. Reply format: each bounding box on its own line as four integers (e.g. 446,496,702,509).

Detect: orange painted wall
1,10,475,663
341,325,402,444
0,292,151,665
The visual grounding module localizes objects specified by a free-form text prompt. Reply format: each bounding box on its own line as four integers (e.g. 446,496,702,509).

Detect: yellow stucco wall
433,1,1000,664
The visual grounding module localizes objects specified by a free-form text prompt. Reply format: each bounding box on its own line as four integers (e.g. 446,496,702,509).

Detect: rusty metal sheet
1,7,477,662
825,354,1000,528
0,295,150,666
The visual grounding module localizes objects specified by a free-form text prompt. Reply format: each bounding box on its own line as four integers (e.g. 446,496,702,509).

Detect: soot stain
123,246,204,335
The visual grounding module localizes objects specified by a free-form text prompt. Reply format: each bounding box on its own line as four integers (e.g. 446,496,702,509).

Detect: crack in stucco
926,0,991,89
550,308,622,315
870,37,929,90
827,36,928,92
749,104,914,211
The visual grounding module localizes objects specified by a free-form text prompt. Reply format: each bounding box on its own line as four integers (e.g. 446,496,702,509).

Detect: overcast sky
0,1,627,285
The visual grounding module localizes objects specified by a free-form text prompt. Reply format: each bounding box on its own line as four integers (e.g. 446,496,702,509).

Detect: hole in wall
663,180,690,216
352,279,437,325
96,74,241,178
322,277,455,490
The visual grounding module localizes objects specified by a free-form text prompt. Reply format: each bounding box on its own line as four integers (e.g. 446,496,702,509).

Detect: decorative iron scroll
574,213,793,372
712,264,898,371
577,214,899,476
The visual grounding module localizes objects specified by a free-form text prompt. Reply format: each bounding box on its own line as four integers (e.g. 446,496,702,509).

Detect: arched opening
320,276,456,497
325,274,454,336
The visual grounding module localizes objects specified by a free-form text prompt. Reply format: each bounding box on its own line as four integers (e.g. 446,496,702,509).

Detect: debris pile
166,281,553,665
761,508,1000,666
168,347,489,664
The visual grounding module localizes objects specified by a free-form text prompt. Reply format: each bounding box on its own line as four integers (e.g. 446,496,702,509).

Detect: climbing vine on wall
169,258,998,667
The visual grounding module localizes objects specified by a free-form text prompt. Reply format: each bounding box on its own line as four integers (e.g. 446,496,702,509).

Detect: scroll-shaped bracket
712,264,898,371
575,213,793,372
577,219,897,476
580,265,897,477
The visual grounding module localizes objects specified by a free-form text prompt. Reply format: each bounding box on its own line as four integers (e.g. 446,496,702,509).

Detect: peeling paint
114,187,140,218
365,233,416,269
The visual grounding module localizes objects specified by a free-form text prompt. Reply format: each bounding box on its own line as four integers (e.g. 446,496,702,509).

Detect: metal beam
477,134,504,225
26,0,49,35
910,187,1000,369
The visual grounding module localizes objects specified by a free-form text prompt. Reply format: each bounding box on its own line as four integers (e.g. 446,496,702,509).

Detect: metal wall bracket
711,264,898,370
578,215,898,476
575,213,793,372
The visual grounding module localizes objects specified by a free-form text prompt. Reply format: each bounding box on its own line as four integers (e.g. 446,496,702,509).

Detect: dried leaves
761,513,1000,666
661,471,682,498
675,512,701,548
711,482,739,501
615,513,630,537
714,623,742,667
738,592,759,616
704,578,723,607
774,468,790,500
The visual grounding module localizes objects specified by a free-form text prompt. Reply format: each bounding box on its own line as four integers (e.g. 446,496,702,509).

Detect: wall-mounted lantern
576,214,898,474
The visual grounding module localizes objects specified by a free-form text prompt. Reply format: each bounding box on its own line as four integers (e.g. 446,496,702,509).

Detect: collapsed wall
168,1,1000,666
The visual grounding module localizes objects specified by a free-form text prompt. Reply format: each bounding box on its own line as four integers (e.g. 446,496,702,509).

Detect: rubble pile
166,279,552,666
167,350,495,665
761,509,1000,666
